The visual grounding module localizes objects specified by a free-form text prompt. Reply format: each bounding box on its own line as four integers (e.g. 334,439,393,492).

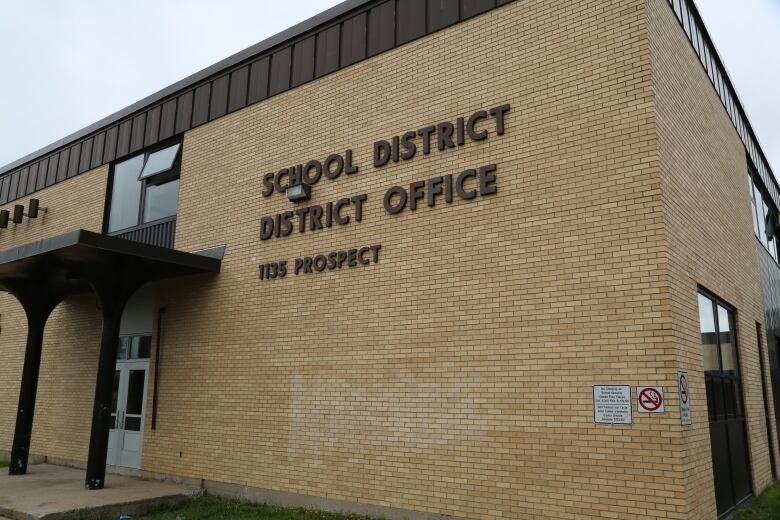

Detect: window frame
749,174,760,237
103,139,182,235
142,177,180,225
749,168,779,261
698,288,749,422
697,288,754,520
116,334,152,361
698,289,742,377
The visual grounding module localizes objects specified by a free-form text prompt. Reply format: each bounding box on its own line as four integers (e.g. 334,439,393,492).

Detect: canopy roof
0,229,220,295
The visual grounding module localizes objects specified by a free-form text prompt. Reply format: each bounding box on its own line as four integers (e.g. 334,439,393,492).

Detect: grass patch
0,459,8,468
736,483,780,519
61,495,382,520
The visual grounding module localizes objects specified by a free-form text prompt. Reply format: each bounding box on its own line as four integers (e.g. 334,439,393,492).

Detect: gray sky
696,0,780,173
0,1,778,174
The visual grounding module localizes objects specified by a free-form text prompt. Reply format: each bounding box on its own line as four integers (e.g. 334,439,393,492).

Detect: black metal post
85,299,125,490
6,279,67,477
9,311,49,475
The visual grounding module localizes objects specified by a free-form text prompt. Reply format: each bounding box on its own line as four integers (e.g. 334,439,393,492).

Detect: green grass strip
59,495,384,520
735,483,780,520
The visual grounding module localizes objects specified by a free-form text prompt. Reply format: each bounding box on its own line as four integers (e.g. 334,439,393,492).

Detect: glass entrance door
107,336,151,469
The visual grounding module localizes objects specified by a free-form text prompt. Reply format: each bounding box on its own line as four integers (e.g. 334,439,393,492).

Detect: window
749,171,779,261
108,155,144,232
697,291,752,515
139,144,180,180
699,293,719,371
698,293,739,376
749,175,760,237
143,178,179,223
107,143,181,233
764,199,778,261
116,335,152,360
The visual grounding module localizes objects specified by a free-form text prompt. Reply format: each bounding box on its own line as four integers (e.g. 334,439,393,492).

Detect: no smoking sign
678,370,692,425
637,386,665,413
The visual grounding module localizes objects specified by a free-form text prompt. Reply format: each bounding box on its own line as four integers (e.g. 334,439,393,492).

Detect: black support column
7,283,70,476
84,277,144,490
10,311,52,475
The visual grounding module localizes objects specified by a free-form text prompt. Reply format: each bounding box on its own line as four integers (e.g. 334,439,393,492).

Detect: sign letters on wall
257,104,510,281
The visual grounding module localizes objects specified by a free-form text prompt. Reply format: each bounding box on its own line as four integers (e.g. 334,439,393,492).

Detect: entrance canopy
0,229,220,292
1,230,220,489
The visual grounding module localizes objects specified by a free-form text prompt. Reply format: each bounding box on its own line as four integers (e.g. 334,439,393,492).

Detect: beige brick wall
648,0,778,517
0,166,106,461
148,1,682,518
0,165,107,250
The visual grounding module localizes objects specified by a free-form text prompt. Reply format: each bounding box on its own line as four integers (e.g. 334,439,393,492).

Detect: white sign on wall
593,385,633,425
678,371,692,425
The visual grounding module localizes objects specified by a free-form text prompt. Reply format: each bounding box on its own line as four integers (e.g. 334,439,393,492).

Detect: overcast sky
0,1,778,174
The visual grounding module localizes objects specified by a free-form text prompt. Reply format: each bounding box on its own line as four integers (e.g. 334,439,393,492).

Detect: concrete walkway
0,464,199,520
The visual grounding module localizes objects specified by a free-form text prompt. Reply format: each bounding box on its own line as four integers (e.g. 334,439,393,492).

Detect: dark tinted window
126,370,145,416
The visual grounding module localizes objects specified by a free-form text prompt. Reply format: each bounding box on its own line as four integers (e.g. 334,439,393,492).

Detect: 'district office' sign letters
257,104,510,281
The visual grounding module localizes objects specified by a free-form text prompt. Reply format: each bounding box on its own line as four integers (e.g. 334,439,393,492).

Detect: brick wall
0,166,107,461
0,165,107,250
146,1,680,518
648,0,778,517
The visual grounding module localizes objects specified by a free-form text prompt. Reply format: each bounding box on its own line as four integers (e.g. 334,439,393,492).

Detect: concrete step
0,464,199,520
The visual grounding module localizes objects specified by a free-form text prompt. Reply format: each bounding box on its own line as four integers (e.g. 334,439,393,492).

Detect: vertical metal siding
91,132,106,169
67,143,81,179
461,0,495,19
116,120,132,158
316,25,341,77
228,66,249,113
160,100,177,140
397,0,426,44
56,149,69,183
79,138,93,173
269,47,292,95
26,164,38,194
35,158,48,191
292,37,316,87
104,126,119,162
368,1,395,57
428,0,460,31
112,217,177,249
17,168,28,200
210,75,230,119
0,177,9,205
175,91,194,134
46,153,59,186
144,107,161,147
130,114,146,153
8,173,19,201
248,57,270,104
192,84,211,127
341,13,367,66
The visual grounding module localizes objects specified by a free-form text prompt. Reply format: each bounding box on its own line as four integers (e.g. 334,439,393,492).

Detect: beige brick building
1,1,778,518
